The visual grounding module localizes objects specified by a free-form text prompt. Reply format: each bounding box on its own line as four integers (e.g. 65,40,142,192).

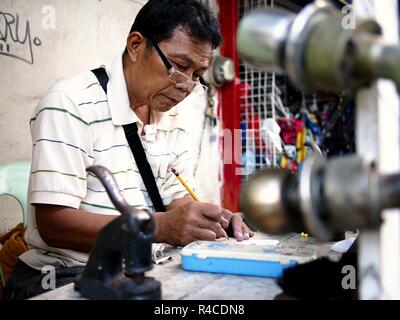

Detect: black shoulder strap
92,67,109,94
123,122,166,212
91,67,166,212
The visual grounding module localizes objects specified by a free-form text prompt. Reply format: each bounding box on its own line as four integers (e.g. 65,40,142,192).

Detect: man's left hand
220,209,254,241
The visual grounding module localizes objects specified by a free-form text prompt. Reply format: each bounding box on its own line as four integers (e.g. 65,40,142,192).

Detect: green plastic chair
0,161,31,225
0,161,31,287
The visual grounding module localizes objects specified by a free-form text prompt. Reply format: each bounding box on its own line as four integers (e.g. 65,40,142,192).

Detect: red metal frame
217,0,241,212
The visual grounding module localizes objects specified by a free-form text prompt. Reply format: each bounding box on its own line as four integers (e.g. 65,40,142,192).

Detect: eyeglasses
150,39,208,95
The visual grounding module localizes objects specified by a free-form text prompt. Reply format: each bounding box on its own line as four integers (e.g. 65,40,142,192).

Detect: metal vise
241,155,400,241
74,165,161,300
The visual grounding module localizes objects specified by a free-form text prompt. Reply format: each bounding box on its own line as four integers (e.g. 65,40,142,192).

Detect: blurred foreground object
241,155,400,241
75,165,161,300
237,0,400,93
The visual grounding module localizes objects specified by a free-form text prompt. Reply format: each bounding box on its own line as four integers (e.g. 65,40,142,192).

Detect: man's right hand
153,201,227,246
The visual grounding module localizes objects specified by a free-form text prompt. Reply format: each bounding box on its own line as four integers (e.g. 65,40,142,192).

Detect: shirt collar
106,52,139,126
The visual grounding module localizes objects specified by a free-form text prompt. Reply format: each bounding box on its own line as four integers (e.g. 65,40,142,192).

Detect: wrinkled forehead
158,27,214,69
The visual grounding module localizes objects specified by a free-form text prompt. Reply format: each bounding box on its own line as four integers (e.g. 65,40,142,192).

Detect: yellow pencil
171,168,199,201
170,167,229,239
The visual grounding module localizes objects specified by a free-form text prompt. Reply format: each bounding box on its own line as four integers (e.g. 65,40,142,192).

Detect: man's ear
126,32,147,63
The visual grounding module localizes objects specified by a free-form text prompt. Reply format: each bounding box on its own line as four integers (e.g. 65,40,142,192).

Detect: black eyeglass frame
147,37,208,92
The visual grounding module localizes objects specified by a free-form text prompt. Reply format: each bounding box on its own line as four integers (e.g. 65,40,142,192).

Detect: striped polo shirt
20,52,194,270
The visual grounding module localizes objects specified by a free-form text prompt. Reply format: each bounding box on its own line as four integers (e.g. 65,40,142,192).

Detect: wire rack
238,0,286,180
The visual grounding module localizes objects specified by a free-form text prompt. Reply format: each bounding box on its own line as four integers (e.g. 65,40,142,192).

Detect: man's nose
174,82,192,95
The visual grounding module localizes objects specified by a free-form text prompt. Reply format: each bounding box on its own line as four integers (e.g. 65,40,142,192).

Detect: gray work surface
31,233,342,300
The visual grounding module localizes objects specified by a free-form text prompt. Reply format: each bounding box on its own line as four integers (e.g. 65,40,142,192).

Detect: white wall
0,0,222,234
0,0,147,162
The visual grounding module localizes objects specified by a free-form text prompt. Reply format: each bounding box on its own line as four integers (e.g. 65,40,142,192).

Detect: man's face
132,27,213,112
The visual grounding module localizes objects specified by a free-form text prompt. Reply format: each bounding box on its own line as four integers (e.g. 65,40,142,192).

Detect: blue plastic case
180,238,318,278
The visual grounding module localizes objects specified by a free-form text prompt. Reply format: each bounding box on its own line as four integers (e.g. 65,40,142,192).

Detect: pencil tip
171,167,177,174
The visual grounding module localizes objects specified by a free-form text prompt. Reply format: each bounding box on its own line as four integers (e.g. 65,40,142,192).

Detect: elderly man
4,0,253,300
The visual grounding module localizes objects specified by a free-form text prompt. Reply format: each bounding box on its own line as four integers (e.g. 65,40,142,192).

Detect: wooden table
31,233,341,300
